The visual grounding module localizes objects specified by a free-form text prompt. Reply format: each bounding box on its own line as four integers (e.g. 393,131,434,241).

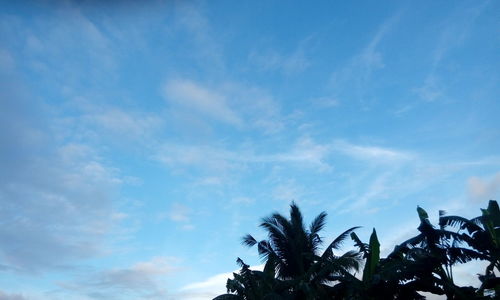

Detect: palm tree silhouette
241,202,361,299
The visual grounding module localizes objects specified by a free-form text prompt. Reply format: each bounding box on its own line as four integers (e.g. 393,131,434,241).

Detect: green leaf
362,228,380,283
213,294,243,300
417,206,429,222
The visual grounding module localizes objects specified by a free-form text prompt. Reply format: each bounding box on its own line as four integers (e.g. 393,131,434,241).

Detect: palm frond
213,294,242,300
289,201,306,234
447,247,485,264
242,234,257,247
323,226,361,257
350,232,368,255
236,257,249,268
309,211,327,236
439,215,482,234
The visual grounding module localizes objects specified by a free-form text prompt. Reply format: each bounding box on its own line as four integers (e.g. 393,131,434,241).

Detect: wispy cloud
165,203,195,231
332,140,414,162
156,138,414,182
163,79,243,126
0,57,125,273
415,1,490,102
309,96,340,108
156,137,332,173
163,78,285,135
0,290,28,300
173,2,226,73
178,264,264,300
87,107,163,139
272,180,304,202
248,35,314,75
178,271,231,299
330,11,401,107
58,257,178,300
467,172,500,202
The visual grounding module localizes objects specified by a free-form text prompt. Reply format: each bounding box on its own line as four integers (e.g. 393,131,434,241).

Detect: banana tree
330,228,426,299
440,200,500,297
396,206,484,299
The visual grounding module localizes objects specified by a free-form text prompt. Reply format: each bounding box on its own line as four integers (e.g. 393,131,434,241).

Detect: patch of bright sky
0,0,499,299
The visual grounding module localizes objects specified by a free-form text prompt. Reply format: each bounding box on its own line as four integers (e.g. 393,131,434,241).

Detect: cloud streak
415,1,490,102
467,172,500,202
330,11,401,106
0,51,123,273
163,79,243,126
58,257,178,300
156,138,412,175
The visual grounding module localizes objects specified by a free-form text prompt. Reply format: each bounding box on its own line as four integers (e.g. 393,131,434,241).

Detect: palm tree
240,202,361,299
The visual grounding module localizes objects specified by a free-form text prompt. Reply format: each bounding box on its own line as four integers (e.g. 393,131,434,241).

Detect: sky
0,0,499,299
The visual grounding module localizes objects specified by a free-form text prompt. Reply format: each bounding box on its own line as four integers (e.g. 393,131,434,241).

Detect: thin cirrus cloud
0,62,124,273
467,172,500,202
162,78,285,134
163,79,243,126
1,0,498,298
165,203,195,231
247,36,312,76
178,264,264,300
330,10,402,106
415,1,490,102
57,257,178,300
156,138,412,174
332,140,414,162
156,137,332,173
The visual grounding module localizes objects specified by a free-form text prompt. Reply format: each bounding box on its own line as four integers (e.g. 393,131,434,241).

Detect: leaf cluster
215,200,500,299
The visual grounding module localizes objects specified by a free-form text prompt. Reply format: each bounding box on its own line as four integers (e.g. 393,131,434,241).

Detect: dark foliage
214,200,500,299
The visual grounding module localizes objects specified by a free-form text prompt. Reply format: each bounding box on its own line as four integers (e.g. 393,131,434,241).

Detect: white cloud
0,140,121,272
467,172,500,202
174,2,226,71
248,36,312,75
164,203,195,231
58,257,178,300
178,264,263,300
414,74,443,102
330,11,401,106
0,290,28,300
88,107,163,139
415,1,490,102
0,62,124,273
168,203,191,223
272,180,304,202
309,96,340,108
231,197,255,205
162,79,286,135
157,137,332,173
178,271,230,299
333,140,413,162
163,79,243,126
156,144,238,172
341,172,392,213
156,139,414,179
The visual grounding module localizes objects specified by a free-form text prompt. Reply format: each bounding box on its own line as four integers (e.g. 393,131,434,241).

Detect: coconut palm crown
242,202,361,283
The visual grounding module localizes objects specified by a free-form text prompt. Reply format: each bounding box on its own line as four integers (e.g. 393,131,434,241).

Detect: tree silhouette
240,202,361,299
214,200,500,299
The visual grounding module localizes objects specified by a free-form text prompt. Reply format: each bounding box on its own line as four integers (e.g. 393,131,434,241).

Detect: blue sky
0,0,499,299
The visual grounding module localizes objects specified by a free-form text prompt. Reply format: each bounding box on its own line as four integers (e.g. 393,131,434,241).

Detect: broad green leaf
362,228,380,283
